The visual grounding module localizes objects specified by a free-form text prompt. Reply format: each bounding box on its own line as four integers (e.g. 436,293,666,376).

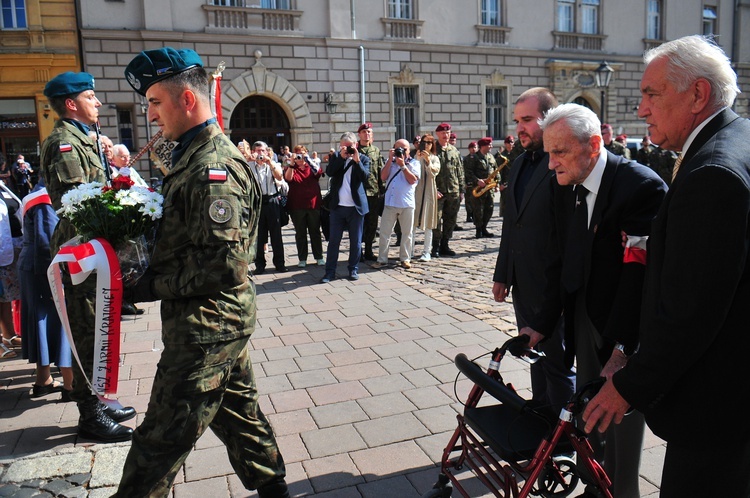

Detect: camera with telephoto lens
346,146,357,155
394,147,406,158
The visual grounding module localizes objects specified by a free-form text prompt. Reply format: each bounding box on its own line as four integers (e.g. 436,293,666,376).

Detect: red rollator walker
424,335,613,498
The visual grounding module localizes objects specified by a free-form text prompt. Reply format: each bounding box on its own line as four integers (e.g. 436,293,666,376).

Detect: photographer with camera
283,145,324,268
320,132,370,283
247,141,288,274
371,139,419,270
13,155,34,198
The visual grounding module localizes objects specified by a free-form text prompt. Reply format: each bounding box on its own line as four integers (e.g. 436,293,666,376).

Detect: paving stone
350,441,433,479
354,413,430,447
308,401,368,428
307,380,370,406
360,373,414,396
357,392,416,419
357,474,422,497
302,454,364,493
301,426,367,459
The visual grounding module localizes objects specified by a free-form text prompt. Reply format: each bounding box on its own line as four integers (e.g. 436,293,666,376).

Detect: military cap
435,122,451,132
449,133,457,140
357,122,372,133
43,72,96,98
468,141,478,148
477,137,493,147
125,47,204,96
504,135,514,143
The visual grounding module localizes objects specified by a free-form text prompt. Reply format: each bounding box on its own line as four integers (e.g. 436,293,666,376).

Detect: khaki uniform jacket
464,151,498,193
435,143,465,195
40,119,107,254
150,124,262,344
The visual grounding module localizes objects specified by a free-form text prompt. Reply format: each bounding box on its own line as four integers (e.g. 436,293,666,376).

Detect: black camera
394,147,406,158
346,146,357,155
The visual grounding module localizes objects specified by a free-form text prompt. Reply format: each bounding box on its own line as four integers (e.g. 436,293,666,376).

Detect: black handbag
274,183,289,227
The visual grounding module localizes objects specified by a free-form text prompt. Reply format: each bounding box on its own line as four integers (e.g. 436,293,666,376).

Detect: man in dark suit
321,131,370,283
583,35,750,498
493,87,575,414
542,103,667,498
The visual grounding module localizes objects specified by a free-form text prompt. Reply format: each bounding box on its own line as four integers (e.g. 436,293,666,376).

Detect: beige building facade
75,0,750,181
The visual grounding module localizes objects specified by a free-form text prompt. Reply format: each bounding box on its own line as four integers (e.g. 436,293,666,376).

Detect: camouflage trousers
432,193,461,244
115,336,285,497
470,191,494,228
363,195,380,249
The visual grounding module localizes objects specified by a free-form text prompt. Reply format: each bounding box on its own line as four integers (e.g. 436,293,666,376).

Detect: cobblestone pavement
0,199,665,497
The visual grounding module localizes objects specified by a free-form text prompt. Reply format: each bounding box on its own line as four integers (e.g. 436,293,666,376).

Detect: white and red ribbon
47,237,122,396
623,234,648,265
210,61,225,132
21,187,52,217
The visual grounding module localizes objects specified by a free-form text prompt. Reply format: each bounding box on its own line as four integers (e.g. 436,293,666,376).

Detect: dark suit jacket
494,151,563,336
326,152,370,216
614,109,750,445
557,151,667,366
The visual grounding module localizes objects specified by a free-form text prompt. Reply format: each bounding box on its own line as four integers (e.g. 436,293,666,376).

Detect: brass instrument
472,156,509,197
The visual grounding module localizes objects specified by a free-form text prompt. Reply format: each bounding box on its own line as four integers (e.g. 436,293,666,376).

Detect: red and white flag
210,61,226,132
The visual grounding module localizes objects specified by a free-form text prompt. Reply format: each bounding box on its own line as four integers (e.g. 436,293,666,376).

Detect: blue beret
125,47,204,96
43,72,95,98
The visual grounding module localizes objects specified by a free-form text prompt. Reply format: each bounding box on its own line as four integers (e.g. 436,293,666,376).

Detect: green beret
125,47,204,96
43,72,96,98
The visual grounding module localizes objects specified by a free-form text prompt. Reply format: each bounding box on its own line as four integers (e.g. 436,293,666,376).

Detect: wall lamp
325,93,338,114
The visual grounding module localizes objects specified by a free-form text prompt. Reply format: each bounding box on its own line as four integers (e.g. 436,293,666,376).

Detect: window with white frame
557,0,600,34
388,0,413,19
647,0,662,39
581,0,599,34
481,0,501,26
1,0,26,29
393,86,419,142
557,0,574,32
262,0,290,8
703,5,717,36
486,87,507,140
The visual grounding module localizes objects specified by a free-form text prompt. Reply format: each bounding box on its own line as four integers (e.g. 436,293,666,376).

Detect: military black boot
257,477,291,498
78,398,133,443
101,401,136,423
439,240,456,256
482,225,495,238
476,227,483,238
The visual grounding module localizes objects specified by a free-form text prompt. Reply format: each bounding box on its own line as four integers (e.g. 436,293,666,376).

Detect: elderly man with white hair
540,102,667,498
112,143,148,187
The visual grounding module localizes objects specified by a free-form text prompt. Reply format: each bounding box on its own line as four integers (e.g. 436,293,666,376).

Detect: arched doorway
573,96,594,111
229,96,291,155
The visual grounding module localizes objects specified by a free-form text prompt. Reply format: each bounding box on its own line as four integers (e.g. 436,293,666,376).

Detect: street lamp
594,61,614,122
324,93,338,114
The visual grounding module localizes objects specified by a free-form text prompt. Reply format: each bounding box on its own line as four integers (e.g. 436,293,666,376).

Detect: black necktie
562,185,589,293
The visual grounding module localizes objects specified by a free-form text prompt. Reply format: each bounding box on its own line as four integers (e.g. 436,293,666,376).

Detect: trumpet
472,156,509,198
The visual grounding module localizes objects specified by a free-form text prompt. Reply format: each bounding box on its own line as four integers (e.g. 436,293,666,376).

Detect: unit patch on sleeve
208,198,233,223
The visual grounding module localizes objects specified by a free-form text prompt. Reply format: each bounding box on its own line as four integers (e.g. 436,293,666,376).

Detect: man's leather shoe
102,402,136,423
431,248,440,258
439,246,456,256
78,400,133,443
255,266,266,275
364,251,377,261
453,224,464,231
276,266,289,273
121,302,144,316
482,228,495,237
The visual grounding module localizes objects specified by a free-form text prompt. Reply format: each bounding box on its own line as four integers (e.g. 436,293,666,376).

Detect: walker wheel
536,456,579,498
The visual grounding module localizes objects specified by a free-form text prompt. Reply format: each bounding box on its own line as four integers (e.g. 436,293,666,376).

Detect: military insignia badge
209,199,233,224
59,143,72,153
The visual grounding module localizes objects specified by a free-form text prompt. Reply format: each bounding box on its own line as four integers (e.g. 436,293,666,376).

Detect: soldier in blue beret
115,48,290,498
40,72,137,442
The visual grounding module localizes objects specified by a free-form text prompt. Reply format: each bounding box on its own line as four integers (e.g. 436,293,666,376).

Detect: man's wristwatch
614,342,632,357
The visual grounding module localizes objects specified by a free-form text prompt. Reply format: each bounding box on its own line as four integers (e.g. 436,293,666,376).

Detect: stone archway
221,53,314,148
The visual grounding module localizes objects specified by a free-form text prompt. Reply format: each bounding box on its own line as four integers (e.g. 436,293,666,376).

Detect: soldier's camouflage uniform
433,142,465,252
464,151,498,230
115,123,285,497
359,143,384,255
41,119,107,406
648,146,677,187
605,140,630,159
